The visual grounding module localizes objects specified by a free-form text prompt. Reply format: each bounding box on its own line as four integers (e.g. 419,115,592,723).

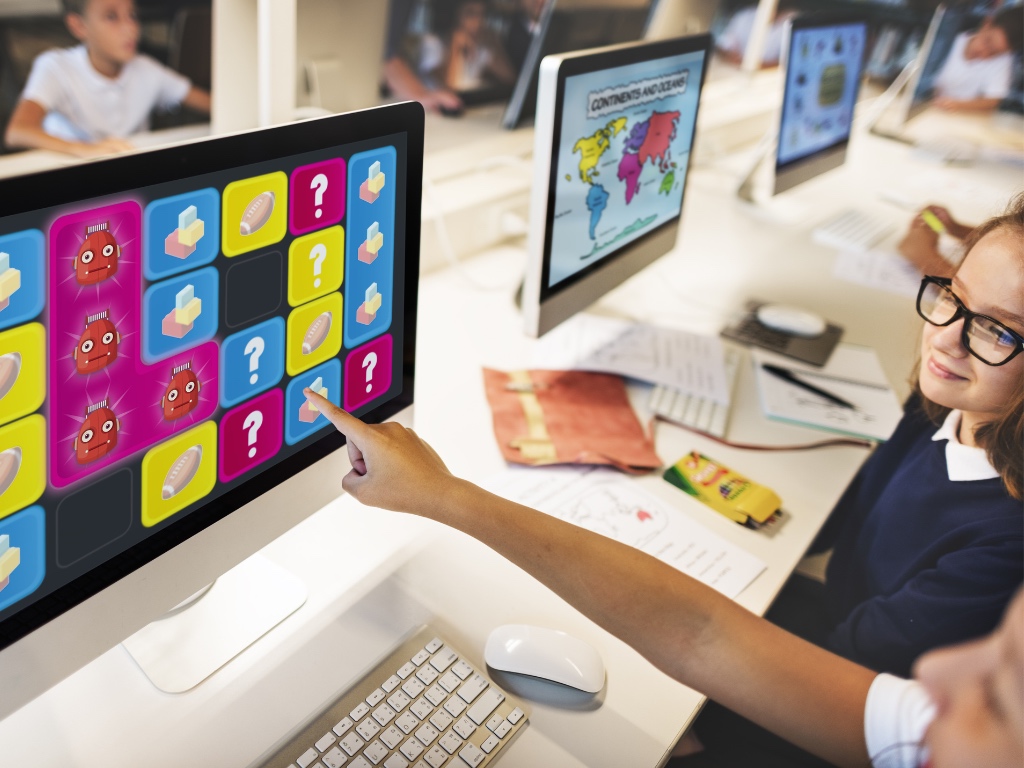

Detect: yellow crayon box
663,451,781,528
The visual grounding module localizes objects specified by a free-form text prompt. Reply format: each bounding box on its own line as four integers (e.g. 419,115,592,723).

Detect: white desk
0,121,1020,767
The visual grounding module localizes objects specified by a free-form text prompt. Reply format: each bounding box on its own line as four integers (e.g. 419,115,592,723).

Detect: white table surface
0,113,1020,768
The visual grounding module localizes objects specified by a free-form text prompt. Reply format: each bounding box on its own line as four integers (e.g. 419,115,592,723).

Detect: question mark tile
286,292,342,377
287,226,344,307
284,358,341,445
219,389,282,483
343,334,392,412
220,317,285,408
290,158,346,236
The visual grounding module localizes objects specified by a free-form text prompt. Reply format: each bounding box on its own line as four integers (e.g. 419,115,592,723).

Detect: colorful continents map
571,110,681,242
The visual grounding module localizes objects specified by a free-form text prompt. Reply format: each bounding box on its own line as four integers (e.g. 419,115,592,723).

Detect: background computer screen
0,105,420,651
542,44,704,292
776,18,867,174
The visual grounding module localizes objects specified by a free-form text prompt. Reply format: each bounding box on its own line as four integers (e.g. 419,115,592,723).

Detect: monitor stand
121,553,307,693
735,136,809,226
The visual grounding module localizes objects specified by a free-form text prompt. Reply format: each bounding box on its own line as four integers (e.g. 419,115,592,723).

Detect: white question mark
244,336,265,385
309,243,327,289
310,173,328,219
362,352,378,394
242,410,263,459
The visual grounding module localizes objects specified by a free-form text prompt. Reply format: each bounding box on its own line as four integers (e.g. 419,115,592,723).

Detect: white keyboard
262,627,529,768
811,208,895,252
648,347,741,438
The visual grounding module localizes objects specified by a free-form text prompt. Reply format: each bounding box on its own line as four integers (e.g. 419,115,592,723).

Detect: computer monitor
502,0,656,130
0,102,423,719
773,14,867,195
522,34,711,337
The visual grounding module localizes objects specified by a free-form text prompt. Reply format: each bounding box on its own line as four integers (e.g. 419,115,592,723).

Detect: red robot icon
75,222,120,285
75,399,119,464
162,362,201,421
73,310,120,374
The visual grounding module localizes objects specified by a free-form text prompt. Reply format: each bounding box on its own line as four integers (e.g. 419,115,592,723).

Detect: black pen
762,363,856,410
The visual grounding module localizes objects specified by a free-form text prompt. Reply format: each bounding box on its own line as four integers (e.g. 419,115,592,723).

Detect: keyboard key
411,649,430,666
315,732,338,752
452,716,476,739
480,734,500,754
380,725,404,749
349,758,372,768
451,660,473,681
384,756,410,768
423,746,448,768
333,717,355,737
298,747,319,768
466,689,504,725
402,678,426,699
356,718,381,741
456,674,487,704
396,711,420,734
397,662,417,680
351,702,371,722
424,684,447,707
340,733,365,756
323,746,348,768
485,715,503,732
364,740,389,765
382,675,402,693
372,704,398,726
506,707,524,725
400,737,425,761
458,743,485,767
491,719,511,739
430,648,458,673
411,696,435,720
438,672,461,693
425,637,444,653
428,710,453,732
366,688,387,707
387,690,412,712
415,722,440,746
415,666,439,686
443,695,467,718
439,731,464,755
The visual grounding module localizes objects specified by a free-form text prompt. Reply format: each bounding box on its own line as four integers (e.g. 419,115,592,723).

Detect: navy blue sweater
817,401,1023,678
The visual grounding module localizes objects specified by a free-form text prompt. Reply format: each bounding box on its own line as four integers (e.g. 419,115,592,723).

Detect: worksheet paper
832,248,922,298
486,466,766,600
532,314,731,404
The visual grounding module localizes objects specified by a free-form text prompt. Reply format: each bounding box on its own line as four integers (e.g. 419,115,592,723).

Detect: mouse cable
653,416,875,452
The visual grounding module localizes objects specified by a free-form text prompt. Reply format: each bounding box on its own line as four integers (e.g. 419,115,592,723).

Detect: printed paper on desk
533,314,730,404
832,249,922,298
487,466,766,600
753,344,904,442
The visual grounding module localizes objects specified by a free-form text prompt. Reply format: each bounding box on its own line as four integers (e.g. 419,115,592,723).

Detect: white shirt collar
931,410,1000,482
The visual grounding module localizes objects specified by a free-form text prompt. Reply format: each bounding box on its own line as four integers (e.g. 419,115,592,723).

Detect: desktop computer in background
521,34,712,337
0,103,423,718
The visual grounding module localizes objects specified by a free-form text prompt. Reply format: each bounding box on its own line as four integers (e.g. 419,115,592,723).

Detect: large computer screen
523,35,711,336
774,14,867,195
0,103,423,714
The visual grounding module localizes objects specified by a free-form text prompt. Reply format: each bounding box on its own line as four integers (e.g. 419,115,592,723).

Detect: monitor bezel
773,13,868,196
523,34,712,337
0,102,425,654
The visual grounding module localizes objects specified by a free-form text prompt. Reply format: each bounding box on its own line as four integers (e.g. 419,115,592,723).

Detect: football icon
0,446,21,497
240,191,275,236
302,311,332,355
0,352,20,402
162,444,202,500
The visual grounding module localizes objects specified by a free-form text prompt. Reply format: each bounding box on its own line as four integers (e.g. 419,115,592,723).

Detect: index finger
303,388,368,439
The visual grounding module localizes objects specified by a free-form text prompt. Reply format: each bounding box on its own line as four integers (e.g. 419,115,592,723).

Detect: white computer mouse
755,304,827,338
484,624,605,693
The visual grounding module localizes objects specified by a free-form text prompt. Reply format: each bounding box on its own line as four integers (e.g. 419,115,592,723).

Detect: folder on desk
752,344,903,442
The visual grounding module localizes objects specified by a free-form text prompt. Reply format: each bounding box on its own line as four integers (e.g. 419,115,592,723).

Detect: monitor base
121,553,307,693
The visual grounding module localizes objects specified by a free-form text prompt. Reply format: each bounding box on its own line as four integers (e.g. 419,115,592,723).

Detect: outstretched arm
306,391,877,768
5,99,132,158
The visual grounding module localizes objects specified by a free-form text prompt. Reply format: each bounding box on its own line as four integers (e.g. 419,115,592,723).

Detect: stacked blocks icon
163,283,201,338
0,534,20,592
358,222,384,264
164,205,206,259
0,252,21,312
298,375,327,423
359,161,386,203
356,283,382,326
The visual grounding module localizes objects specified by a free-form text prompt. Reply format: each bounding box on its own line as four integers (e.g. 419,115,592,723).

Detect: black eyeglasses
916,275,1024,366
